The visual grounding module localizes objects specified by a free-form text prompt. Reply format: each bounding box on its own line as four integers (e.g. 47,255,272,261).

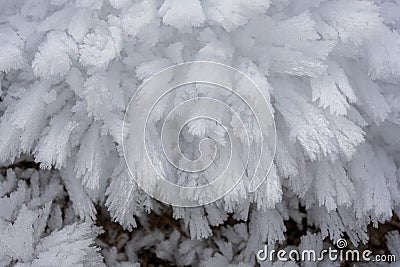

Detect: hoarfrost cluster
1,0,400,266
